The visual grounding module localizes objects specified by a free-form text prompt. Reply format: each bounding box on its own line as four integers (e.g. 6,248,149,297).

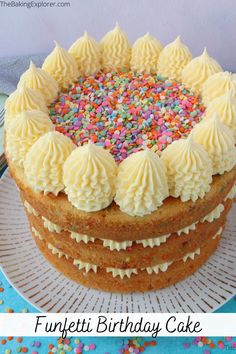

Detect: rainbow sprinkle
49,71,205,163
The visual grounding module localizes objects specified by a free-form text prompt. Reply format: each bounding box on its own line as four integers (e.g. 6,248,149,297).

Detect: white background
0,0,236,71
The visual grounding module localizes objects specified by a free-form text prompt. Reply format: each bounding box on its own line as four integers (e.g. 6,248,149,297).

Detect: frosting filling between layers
25,199,227,250
31,227,222,278
224,184,236,200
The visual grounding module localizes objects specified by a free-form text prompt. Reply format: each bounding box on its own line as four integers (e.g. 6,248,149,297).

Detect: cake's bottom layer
32,232,221,293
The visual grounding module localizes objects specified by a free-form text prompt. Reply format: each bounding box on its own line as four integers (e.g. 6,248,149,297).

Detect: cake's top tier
49,71,204,163
5,24,236,217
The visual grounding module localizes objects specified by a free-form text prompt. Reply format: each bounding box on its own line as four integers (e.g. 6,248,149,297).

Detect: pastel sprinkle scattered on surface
49,71,205,163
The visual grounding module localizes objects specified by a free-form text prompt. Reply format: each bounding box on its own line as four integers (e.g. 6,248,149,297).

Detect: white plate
0,169,236,313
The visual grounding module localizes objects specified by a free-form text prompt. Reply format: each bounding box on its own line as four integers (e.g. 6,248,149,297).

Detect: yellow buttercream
136,234,170,248
205,90,236,138
158,36,192,81
24,131,75,195
161,136,213,202
192,112,236,175
5,85,48,127
71,232,95,244
63,142,117,212
181,48,222,92
73,259,97,273
100,23,131,71
224,184,236,200
6,110,54,167
202,71,236,105
24,200,39,216
177,223,197,236
42,217,62,233
68,31,101,76
102,239,132,251
106,268,138,279
42,41,78,89
17,61,58,104
115,149,169,217
200,203,224,223
130,33,162,74
48,243,69,259
183,248,200,262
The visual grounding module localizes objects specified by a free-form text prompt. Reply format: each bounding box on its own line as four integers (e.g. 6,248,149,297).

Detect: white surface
0,0,236,71
0,169,236,313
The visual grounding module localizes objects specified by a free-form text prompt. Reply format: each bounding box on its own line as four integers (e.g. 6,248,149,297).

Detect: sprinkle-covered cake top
49,71,205,163
5,25,236,216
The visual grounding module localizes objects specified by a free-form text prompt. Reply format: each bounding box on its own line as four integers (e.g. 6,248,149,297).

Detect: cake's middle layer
25,197,230,269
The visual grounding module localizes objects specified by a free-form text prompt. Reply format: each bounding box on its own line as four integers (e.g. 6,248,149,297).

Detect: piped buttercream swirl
5,85,48,127
24,131,75,195
42,41,78,89
115,149,169,217
158,36,192,81
63,142,117,212
130,33,162,74
100,23,131,71
161,136,213,202
205,90,236,138
202,71,236,105
6,110,54,168
17,61,58,104
192,112,236,175
181,48,222,92
68,32,101,76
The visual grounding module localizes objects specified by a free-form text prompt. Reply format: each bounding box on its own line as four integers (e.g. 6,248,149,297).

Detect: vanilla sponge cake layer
32,232,221,293
7,154,236,240
25,202,229,269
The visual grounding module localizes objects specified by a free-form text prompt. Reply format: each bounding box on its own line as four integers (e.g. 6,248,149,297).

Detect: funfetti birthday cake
4,24,236,292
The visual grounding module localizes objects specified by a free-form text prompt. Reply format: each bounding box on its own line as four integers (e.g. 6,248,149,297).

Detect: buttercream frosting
224,184,236,200
24,131,75,195
115,149,169,217
100,23,131,71
143,262,172,275
130,33,162,74
17,61,58,104
5,85,47,126
106,268,138,279
183,248,200,262
212,227,223,239
48,243,69,259
202,71,236,105
161,135,213,202
42,216,62,233
42,41,78,89
136,234,170,248
158,36,192,81
32,226,43,240
24,200,39,216
177,223,197,236
63,142,117,212
205,90,236,138
6,110,54,167
181,48,222,92
200,203,224,223
68,32,101,76
73,259,97,273
102,239,132,251
71,232,95,244
192,113,236,175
